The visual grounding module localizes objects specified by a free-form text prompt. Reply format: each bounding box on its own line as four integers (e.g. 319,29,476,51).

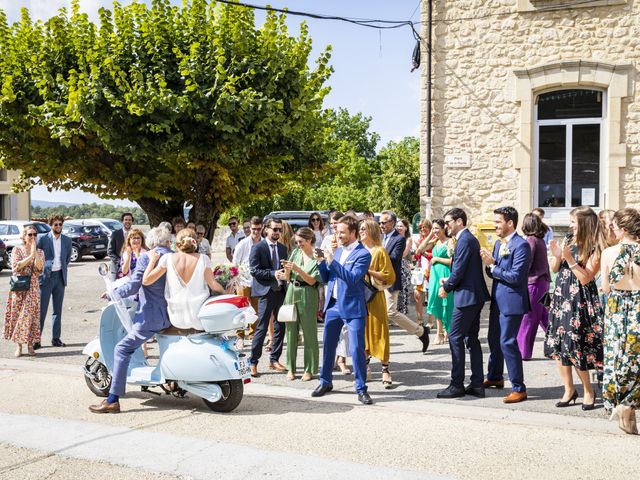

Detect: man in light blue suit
37,216,72,348
312,215,373,405
89,226,172,414
481,206,532,403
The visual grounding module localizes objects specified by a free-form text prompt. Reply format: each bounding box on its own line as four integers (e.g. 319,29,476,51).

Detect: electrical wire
214,0,416,31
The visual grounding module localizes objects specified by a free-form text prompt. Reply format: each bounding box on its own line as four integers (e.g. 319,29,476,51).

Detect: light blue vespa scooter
83,264,254,412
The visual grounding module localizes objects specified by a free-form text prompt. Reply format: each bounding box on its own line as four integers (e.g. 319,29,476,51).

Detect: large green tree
0,0,333,233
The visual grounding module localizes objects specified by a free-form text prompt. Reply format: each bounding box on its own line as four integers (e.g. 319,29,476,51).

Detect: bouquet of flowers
212,263,240,290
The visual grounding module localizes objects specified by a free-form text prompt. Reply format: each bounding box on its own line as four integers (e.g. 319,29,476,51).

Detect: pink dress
3,246,45,344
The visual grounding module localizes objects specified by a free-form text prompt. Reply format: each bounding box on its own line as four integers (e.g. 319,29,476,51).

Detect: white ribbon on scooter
100,268,135,334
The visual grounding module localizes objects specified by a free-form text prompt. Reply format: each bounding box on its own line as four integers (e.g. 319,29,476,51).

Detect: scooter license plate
236,359,250,378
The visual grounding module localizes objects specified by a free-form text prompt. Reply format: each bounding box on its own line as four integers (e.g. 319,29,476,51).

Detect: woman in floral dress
544,206,606,410
3,225,45,357
396,219,413,316
600,208,640,434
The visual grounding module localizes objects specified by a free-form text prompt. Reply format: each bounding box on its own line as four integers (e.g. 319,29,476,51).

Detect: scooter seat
159,326,205,336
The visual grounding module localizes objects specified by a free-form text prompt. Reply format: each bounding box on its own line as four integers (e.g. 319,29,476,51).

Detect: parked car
0,239,8,272
83,218,123,236
61,221,109,262
266,211,329,232
0,220,51,262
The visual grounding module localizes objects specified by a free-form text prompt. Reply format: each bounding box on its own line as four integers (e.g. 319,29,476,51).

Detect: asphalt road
0,257,638,479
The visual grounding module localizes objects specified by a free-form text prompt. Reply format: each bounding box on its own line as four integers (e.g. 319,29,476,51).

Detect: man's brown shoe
250,365,259,377
269,361,286,372
483,379,505,389
89,400,120,414
503,391,528,403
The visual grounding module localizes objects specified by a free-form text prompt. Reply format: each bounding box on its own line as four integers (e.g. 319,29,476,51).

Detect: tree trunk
136,197,184,227
187,173,220,242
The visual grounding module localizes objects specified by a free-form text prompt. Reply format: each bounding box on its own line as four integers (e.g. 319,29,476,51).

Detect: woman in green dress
281,227,322,381
600,208,640,435
427,219,454,344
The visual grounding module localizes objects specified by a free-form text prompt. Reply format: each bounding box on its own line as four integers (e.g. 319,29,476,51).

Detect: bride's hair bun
176,228,198,253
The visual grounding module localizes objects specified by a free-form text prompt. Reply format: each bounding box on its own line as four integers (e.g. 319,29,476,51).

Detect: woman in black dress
544,206,606,410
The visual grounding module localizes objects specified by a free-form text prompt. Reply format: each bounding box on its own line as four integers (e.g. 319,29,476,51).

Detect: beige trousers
384,289,424,336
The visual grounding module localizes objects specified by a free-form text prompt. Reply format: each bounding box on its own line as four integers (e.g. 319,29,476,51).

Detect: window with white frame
535,89,604,209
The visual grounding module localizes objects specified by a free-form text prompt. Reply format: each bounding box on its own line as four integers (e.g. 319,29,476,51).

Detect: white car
0,220,51,260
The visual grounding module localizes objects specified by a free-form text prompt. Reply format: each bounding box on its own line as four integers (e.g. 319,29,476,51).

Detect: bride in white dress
143,228,224,330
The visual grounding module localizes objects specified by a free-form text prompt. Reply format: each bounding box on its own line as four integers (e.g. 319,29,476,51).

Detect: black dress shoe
358,392,373,405
32,342,41,350
464,385,486,398
419,326,430,354
51,339,66,347
437,385,466,399
311,383,333,397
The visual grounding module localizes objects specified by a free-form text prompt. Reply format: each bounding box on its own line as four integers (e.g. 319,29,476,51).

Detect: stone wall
419,0,640,226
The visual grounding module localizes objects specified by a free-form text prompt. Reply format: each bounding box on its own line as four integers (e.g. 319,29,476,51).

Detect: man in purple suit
480,206,532,403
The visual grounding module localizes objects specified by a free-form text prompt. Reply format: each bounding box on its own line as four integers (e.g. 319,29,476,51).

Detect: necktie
270,244,278,270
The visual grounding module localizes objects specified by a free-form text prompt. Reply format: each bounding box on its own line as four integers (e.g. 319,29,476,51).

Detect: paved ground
0,257,637,479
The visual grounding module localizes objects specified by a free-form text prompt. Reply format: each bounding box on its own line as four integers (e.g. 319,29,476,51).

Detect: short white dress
159,253,212,330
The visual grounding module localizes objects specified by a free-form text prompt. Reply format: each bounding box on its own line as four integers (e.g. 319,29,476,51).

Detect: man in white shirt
225,216,245,262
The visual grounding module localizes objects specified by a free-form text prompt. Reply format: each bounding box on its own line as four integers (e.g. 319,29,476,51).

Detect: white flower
499,243,510,257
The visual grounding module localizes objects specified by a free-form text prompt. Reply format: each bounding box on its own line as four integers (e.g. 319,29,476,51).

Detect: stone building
419,0,640,228
0,169,30,220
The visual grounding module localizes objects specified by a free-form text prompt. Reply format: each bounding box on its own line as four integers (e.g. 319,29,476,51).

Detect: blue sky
1,0,422,206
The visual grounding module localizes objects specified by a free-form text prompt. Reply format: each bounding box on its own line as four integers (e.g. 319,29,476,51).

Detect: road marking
0,412,446,480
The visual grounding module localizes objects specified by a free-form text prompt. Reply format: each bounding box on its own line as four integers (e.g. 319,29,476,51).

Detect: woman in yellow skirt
359,219,396,388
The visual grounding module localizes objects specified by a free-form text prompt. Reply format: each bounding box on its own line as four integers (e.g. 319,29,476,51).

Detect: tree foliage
230,108,420,221
0,0,334,232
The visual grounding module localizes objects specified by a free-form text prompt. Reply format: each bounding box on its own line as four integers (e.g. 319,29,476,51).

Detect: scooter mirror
98,263,110,277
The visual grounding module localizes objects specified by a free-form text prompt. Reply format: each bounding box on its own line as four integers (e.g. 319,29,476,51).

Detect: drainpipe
424,0,433,218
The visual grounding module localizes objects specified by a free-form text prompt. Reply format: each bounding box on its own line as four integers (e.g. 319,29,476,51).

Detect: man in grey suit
36,215,72,348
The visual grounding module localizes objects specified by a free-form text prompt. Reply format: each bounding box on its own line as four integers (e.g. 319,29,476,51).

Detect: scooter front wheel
202,380,243,413
84,357,112,397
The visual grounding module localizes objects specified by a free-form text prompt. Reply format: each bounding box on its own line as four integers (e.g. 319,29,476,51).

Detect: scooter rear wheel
202,380,243,413
84,357,112,397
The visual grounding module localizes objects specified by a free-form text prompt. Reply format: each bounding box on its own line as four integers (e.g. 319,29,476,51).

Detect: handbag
277,282,298,323
410,267,425,286
371,276,393,291
9,252,35,292
363,279,378,304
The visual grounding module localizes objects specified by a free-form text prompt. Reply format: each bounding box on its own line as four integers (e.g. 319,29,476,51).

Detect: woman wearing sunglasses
308,213,328,247
3,225,45,357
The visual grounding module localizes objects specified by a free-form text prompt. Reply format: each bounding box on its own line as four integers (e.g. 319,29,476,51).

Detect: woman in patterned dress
3,225,45,358
600,208,640,434
396,219,413,316
413,220,434,327
544,206,606,410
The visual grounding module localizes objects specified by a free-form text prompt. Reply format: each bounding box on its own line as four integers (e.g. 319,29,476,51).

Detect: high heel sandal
555,390,578,408
611,405,639,435
381,366,392,389
337,359,351,375
435,333,445,345
14,345,22,358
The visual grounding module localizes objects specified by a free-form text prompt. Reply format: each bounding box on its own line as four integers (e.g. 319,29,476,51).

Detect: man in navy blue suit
437,208,490,399
248,218,289,377
480,206,532,403
312,215,373,405
37,215,72,348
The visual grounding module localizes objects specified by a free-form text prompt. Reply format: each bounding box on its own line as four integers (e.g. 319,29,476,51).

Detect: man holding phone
248,218,289,377
312,215,373,405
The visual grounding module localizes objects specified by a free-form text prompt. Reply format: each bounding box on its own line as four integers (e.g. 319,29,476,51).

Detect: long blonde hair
361,219,382,247
570,206,606,265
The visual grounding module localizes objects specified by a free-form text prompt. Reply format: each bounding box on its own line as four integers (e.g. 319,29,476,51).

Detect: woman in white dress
143,228,224,330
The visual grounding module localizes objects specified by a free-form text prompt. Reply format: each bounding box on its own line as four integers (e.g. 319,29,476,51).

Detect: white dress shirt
52,234,62,271
331,240,359,300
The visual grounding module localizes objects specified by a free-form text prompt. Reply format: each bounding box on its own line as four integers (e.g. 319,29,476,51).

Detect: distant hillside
31,202,149,225
32,199,78,208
